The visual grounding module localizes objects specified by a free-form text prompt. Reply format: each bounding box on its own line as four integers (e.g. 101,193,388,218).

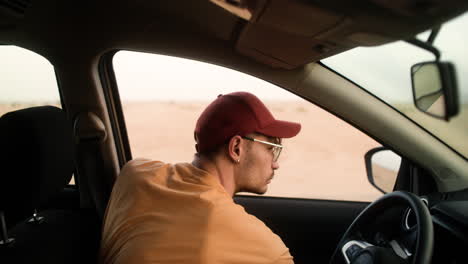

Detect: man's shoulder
123,158,166,170
119,158,168,177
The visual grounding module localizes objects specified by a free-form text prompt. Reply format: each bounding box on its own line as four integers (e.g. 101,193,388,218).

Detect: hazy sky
1,12,467,104
113,51,298,101
2,47,59,103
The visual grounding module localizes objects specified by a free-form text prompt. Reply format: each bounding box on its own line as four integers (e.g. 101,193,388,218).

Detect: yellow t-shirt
100,159,294,264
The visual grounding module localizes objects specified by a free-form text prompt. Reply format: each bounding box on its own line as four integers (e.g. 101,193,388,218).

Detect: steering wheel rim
329,191,433,264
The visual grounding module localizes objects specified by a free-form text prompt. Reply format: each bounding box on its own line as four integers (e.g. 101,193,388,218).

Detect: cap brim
257,120,301,138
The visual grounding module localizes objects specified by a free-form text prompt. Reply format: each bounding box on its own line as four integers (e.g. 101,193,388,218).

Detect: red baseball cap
194,92,301,153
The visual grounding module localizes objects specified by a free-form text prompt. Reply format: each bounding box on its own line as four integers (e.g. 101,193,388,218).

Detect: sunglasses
242,136,283,162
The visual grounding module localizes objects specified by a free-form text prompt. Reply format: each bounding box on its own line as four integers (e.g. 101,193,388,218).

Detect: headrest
0,106,74,225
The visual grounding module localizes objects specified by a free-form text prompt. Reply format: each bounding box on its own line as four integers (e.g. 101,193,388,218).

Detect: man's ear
227,135,243,163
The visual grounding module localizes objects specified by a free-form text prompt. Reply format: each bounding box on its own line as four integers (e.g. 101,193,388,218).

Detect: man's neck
192,155,236,197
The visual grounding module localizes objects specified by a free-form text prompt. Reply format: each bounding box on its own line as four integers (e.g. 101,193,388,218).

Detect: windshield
322,13,468,159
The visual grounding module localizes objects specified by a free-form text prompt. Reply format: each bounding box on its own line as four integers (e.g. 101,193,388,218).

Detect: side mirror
365,147,402,194
410,62,458,121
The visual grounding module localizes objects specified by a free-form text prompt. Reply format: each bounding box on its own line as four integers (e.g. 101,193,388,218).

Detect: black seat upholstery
0,106,100,263
0,106,74,227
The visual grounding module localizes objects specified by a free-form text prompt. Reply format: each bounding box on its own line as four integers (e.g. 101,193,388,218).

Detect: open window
112,51,383,202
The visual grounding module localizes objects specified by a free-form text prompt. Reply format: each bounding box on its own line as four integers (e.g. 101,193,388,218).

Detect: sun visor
210,0,468,69
232,0,393,69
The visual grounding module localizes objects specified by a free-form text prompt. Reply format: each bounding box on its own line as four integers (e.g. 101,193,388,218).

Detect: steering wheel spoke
342,240,374,263
389,240,412,260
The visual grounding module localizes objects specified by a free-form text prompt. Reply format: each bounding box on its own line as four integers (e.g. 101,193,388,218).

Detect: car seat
0,106,100,263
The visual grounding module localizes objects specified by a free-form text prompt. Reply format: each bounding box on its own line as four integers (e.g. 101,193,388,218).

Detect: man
100,91,301,264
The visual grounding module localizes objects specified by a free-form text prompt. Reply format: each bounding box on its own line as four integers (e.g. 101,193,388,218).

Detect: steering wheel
329,191,433,264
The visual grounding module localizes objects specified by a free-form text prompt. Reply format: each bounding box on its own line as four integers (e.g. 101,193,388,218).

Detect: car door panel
235,195,369,264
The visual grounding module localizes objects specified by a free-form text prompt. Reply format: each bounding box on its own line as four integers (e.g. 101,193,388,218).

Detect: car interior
1,0,467,263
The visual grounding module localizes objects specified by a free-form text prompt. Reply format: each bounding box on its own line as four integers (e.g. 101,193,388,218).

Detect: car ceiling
1,0,468,68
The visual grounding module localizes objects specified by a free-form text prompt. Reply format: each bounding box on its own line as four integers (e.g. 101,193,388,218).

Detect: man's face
236,134,281,194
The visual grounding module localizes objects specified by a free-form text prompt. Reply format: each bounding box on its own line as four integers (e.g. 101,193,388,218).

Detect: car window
0,45,74,184
113,51,383,202
323,13,468,159
1,46,60,113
